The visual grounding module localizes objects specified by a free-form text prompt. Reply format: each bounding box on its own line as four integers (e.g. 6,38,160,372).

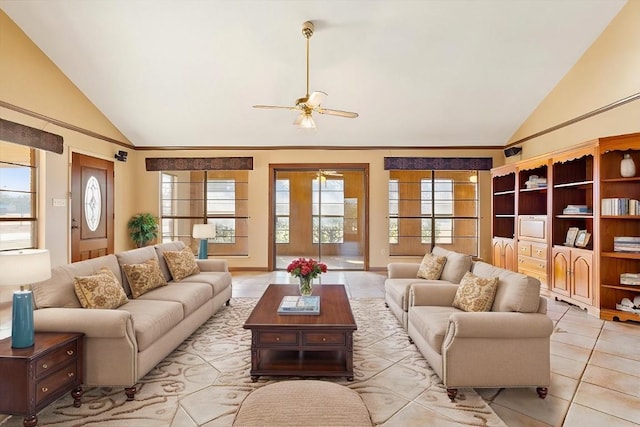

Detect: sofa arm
387,263,420,279
34,308,134,339
196,259,229,272
446,312,553,340
410,283,459,307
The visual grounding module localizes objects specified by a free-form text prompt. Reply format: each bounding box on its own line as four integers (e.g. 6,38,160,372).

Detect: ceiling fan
253,21,359,129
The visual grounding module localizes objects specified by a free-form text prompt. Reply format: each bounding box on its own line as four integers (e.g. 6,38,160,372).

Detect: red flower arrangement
286,257,328,279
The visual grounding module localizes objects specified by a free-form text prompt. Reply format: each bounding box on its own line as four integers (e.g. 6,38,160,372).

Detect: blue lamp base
12,290,34,348
198,239,208,260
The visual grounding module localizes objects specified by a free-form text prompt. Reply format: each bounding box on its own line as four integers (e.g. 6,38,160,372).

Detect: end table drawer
303,332,346,345
36,360,80,405
36,341,79,378
258,332,298,345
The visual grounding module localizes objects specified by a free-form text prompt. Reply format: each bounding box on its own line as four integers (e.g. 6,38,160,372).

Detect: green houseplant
127,213,159,248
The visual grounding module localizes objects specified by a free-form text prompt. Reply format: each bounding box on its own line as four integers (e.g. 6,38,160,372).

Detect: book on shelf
277,296,320,315
562,205,591,214
601,198,640,215
620,273,640,286
613,236,640,253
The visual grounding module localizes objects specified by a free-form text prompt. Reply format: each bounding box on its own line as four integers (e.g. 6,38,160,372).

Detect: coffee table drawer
258,332,298,345
303,332,346,345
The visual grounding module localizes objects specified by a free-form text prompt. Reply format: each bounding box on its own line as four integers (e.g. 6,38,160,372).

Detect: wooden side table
0,332,83,427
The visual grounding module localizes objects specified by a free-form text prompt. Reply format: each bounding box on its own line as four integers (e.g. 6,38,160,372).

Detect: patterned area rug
2,298,506,426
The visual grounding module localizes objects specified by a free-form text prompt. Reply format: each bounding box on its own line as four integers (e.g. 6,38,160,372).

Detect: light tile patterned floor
232,270,640,427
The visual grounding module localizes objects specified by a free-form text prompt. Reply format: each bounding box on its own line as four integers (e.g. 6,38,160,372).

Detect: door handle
71,218,79,230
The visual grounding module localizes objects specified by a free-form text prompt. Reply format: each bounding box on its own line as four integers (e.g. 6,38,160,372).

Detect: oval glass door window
84,175,102,231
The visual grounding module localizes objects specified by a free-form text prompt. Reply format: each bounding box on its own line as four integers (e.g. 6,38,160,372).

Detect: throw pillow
122,258,168,298
452,272,499,312
163,247,200,281
416,253,447,280
74,267,129,309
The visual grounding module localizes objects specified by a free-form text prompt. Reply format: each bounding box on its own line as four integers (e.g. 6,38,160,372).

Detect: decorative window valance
384,157,493,170
145,157,253,171
0,119,64,154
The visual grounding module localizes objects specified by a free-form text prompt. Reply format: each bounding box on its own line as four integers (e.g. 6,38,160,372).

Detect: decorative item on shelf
524,175,547,189
574,230,591,248
616,296,640,313
564,227,579,247
620,153,636,178
0,249,51,348
192,223,216,259
286,257,328,296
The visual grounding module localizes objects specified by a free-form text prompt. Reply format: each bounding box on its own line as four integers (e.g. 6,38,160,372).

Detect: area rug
1,298,506,427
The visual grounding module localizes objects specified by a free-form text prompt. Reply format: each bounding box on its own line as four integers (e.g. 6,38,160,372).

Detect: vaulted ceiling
1,0,627,148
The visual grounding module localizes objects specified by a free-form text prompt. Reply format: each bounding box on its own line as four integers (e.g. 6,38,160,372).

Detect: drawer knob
519,259,523,263
276,337,280,341
41,387,48,393
42,363,48,369
67,350,74,356
539,264,544,268
322,337,326,342
68,372,75,378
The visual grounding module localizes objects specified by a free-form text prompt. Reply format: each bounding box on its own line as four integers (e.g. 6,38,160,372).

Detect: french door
270,164,368,271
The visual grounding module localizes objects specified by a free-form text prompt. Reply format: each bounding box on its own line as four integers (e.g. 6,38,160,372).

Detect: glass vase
299,276,313,296
620,153,636,177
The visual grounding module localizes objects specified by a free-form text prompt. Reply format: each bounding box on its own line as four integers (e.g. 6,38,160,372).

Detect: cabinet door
492,238,504,268
552,248,570,296
571,252,593,305
504,240,516,272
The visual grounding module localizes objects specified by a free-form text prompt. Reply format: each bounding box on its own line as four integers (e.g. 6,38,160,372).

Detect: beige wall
508,1,640,160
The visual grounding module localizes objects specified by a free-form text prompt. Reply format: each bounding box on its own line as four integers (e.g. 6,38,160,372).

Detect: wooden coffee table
243,284,357,381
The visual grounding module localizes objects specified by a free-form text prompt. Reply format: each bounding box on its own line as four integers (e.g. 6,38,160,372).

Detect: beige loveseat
386,247,553,402
30,241,232,399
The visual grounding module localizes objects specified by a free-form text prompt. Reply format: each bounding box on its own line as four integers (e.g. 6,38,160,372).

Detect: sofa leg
124,387,136,401
384,302,388,308
226,299,231,306
408,336,413,344
446,388,458,402
536,387,548,399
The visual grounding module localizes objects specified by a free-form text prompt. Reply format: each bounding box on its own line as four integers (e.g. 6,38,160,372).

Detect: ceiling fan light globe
298,114,316,129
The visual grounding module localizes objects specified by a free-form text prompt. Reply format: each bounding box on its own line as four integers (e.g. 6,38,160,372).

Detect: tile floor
233,270,640,427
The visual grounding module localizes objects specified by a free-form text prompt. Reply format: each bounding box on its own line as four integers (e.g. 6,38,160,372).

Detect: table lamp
0,249,51,348
192,224,215,259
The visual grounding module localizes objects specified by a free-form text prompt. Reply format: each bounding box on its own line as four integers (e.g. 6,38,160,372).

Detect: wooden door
504,239,516,271
551,247,570,296
571,251,593,305
71,153,114,262
491,238,503,268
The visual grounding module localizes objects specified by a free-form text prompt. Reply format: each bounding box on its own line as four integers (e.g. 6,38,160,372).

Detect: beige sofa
388,249,553,402
30,241,232,399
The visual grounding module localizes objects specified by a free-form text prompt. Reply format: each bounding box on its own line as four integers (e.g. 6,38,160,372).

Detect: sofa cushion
163,247,200,281
416,253,447,280
137,282,213,317
116,246,159,296
74,267,129,309
122,259,168,298
471,261,541,313
176,271,232,296
154,241,188,281
408,306,460,355
117,299,184,352
452,272,498,312
32,254,122,309
431,247,472,283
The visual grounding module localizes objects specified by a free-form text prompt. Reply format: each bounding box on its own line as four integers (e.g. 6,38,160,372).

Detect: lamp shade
0,249,51,286
192,224,216,239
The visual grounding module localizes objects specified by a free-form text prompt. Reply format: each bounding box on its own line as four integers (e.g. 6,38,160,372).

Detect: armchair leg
384,302,388,308
536,387,548,399
408,336,413,344
124,387,136,401
226,299,231,306
446,388,458,402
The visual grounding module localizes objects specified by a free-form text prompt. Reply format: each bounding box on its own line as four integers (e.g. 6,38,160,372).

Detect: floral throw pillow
163,247,200,281
74,267,129,309
452,272,499,312
416,253,447,280
122,258,168,298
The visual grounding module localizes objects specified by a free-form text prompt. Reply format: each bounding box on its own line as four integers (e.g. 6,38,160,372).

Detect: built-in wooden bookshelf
491,165,516,271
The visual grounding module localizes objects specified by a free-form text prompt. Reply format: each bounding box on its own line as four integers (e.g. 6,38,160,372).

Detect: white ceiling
1,0,627,148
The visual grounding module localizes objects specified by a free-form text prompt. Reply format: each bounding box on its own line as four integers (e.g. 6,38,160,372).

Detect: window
388,170,478,256
312,178,344,243
275,179,290,244
0,141,37,251
159,170,248,256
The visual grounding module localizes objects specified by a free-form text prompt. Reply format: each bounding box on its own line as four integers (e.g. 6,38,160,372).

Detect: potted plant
127,213,159,247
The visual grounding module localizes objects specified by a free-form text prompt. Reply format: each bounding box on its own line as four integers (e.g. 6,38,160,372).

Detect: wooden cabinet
598,134,640,322
492,237,516,270
552,246,595,313
0,332,83,427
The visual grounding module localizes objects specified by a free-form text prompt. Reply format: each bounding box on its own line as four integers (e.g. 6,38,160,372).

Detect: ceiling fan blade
317,108,359,118
253,105,297,111
306,91,328,108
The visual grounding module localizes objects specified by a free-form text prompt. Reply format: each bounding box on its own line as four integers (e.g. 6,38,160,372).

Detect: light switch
52,198,66,207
